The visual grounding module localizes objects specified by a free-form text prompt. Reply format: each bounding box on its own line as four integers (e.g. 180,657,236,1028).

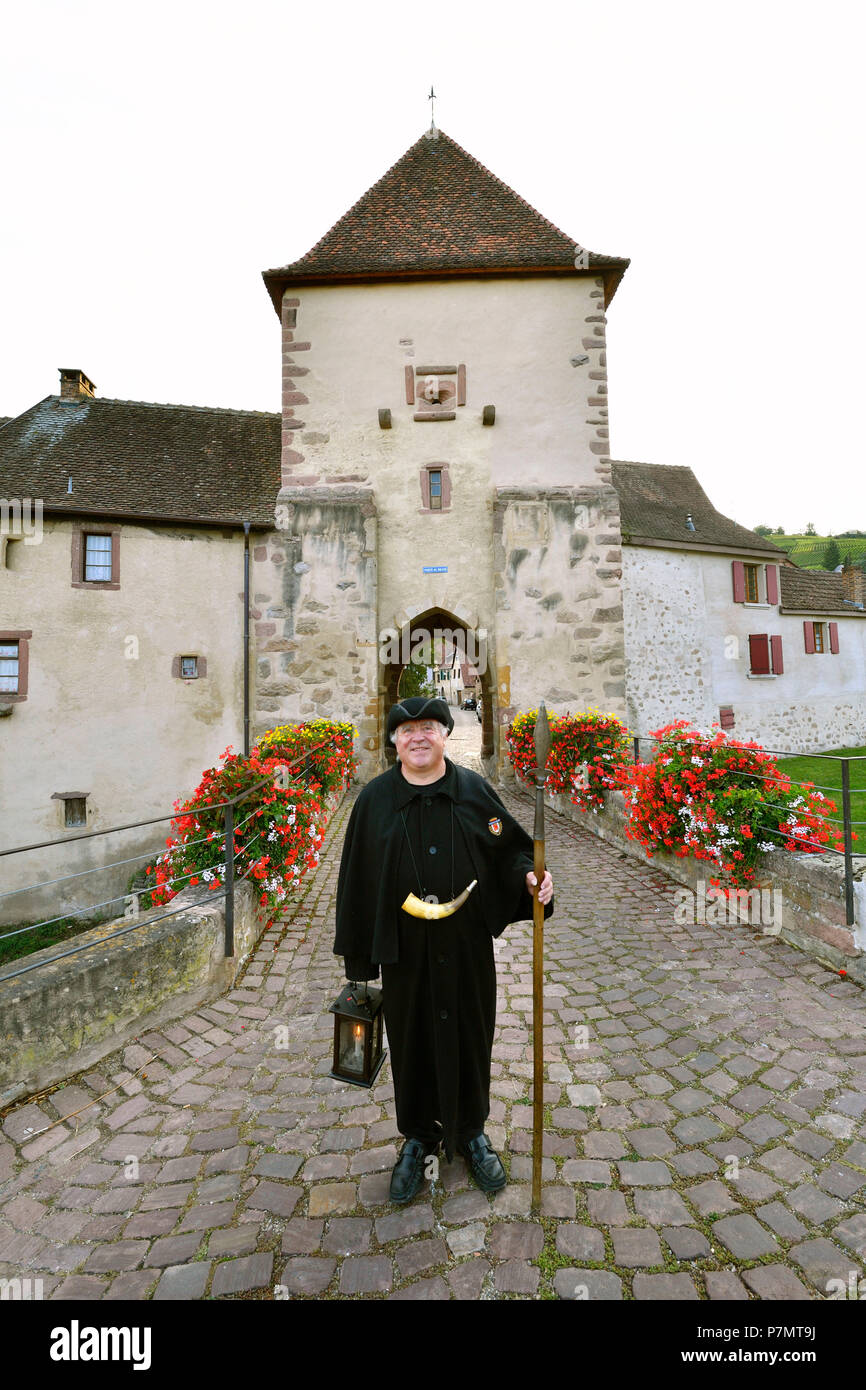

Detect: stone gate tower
257,127,630,780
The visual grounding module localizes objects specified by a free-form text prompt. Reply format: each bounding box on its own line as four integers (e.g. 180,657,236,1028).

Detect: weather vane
428,85,437,128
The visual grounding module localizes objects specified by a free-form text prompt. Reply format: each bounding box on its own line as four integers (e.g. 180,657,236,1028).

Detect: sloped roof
611,461,788,557
779,565,866,614
263,127,629,311
0,395,281,527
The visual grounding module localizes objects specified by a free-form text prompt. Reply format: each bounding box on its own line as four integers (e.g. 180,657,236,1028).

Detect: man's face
395,719,448,774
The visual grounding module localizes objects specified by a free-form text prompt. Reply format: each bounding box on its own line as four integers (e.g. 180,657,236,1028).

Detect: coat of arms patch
488,817,502,836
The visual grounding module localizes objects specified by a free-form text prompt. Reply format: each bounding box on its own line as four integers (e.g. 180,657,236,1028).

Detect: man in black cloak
334,696,553,1203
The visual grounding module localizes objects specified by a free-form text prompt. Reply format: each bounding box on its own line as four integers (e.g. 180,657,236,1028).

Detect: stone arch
379,605,496,767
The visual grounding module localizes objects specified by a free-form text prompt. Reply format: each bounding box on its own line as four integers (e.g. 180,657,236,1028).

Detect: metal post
633,735,640,764
224,800,235,957
243,521,251,758
841,759,854,928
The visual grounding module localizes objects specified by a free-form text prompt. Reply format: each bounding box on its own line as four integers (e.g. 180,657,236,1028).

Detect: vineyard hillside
767,535,866,569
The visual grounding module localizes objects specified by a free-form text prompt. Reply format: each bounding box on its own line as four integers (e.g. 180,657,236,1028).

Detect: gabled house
613,460,866,752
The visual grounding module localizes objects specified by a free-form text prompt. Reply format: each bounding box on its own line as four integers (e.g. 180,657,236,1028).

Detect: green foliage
398,659,438,699
822,538,841,570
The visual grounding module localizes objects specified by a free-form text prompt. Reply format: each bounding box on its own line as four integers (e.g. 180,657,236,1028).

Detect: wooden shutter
719,706,735,729
770,635,784,674
803,621,815,653
749,634,771,674
765,565,779,605
732,560,746,602
829,622,840,653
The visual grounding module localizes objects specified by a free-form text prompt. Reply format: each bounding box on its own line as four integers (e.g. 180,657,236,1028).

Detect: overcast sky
2,0,862,534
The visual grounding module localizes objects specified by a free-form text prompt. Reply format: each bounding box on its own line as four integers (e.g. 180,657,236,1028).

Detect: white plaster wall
0,519,247,920
287,277,609,638
289,275,606,490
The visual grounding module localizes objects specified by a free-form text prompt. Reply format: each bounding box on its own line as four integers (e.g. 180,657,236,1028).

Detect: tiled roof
612,461,788,556
779,565,865,614
263,128,629,310
0,395,281,527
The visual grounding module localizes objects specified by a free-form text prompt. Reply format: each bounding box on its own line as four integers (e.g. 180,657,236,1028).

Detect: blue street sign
423,565,448,573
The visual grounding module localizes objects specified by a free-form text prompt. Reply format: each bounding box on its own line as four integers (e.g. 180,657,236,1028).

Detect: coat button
439,1010,448,1020
424,797,432,806
437,954,446,964
428,846,437,855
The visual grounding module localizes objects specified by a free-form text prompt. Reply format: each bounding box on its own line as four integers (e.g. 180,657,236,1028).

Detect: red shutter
719,706,735,729
829,622,840,653
765,565,779,605
804,621,815,653
732,560,746,602
770,635,783,674
749,634,770,674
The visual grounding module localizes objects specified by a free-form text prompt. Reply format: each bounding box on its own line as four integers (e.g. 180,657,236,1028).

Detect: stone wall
250,490,379,771
0,880,266,1104
493,487,626,776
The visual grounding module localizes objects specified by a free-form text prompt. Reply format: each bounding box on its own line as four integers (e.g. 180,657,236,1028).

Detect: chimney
841,560,865,607
59,368,96,401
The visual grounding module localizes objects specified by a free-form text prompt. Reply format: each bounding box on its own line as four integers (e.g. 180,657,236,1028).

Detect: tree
775,525,786,534
398,659,437,699
805,522,816,536
822,539,841,570
753,524,772,536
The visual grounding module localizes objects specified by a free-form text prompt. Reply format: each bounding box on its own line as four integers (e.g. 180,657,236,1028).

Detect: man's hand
526,869,553,905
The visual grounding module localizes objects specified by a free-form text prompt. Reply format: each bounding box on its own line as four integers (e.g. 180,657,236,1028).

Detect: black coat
333,758,553,1158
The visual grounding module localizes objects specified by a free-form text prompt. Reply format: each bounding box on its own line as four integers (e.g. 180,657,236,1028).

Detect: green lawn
774,745,866,842
0,910,116,969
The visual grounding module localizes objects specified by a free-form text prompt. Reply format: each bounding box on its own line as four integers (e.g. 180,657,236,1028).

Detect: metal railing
629,734,864,928
0,740,339,982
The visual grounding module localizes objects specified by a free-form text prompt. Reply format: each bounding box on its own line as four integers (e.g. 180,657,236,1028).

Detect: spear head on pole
531,702,551,1213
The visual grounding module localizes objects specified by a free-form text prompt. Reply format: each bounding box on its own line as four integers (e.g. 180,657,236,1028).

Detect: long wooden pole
532,703,551,1213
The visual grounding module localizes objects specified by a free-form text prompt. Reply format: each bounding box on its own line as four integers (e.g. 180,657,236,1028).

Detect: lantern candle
328,982,386,1088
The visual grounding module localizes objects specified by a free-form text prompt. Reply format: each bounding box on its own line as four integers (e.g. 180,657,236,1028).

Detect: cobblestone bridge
1,712,865,1300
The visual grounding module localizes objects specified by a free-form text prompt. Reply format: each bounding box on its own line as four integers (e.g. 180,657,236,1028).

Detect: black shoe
389,1137,440,1204
458,1133,507,1192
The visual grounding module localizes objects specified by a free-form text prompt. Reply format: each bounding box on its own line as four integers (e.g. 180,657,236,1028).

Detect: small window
813,622,825,653
52,791,89,827
0,641,19,693
84,533,113,581
429,470,443,510
744,565,759,603
180,655,198,679
65,798,87,827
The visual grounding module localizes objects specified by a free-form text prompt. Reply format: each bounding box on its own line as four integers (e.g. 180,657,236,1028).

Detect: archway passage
381,607,494,766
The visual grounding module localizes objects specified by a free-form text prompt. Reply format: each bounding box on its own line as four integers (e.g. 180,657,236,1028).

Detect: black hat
387,696,454,741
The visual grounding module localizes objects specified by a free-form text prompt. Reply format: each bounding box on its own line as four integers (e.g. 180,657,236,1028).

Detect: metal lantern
328,982,386,1088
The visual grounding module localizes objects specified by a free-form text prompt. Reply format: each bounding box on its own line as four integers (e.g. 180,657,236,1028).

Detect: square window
180,656,199,679
65,798,87,827
0,641,19,693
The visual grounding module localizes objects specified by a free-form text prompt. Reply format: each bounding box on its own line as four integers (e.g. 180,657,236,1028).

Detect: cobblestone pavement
2,747,865,1301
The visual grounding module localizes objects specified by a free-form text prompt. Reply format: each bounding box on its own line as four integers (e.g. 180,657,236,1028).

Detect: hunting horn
401,881,478,919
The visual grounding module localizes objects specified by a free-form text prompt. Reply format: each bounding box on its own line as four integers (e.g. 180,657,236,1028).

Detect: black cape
333,758,553,1159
